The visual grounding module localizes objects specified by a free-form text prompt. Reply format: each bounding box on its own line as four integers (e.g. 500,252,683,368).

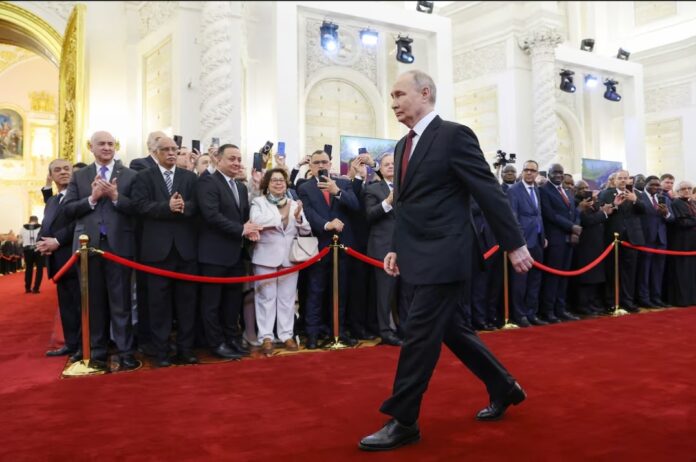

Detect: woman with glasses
250,168,311,355
667,181,696,306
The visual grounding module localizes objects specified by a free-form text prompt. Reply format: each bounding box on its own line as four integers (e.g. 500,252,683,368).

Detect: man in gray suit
63,131,139,370
364,154,402,346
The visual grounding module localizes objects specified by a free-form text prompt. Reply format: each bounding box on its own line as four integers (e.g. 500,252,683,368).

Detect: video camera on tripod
493,150,516,169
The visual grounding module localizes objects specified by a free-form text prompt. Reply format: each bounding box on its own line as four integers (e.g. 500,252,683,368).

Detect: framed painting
339,135,398,182
0,108,24,160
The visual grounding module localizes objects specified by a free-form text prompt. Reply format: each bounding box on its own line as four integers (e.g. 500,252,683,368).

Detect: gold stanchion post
326,235,349,349
501,251,519,329
612,232,629,317
63,235,107,376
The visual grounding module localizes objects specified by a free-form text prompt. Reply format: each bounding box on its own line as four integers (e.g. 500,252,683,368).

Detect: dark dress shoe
212,343,243,359
154,357,172,368
228,337,250,356
338,335,358,347
476,381,527,421
176,351,199,365
622,304,640,313
636,299,653,308
380,333,403,347
512,318,531,328
650,299,669,308
120,355,139,370
527,316,548,326
540,314,561,324
358,419,421,451
306,335,318,350
557,312,580,321
69,350,83,362
46,346,76,357
32,288,40,294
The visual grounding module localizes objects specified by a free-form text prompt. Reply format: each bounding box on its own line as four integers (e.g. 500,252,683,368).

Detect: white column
199,1,242,146
522,28,562,169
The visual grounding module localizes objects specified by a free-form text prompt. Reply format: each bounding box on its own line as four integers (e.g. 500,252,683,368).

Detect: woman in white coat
250,168,311,355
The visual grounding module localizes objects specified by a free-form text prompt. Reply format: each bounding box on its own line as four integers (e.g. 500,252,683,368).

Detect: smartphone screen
211,137,220,147
191,139,200,152
324,144,333,158
253,152,264,171
358,147,367,154
277,141,286,156
174,135,183,148
318,168,329,181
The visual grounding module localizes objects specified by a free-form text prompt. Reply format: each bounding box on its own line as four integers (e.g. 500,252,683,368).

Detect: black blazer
38,193,76,278
598,188,646,245
364,180,395,260
196,170,250,266
129,156,158,172
539,181,578,246
131,166,199,262
392,116,525,285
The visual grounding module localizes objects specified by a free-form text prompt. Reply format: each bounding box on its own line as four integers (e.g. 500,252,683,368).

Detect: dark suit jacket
539,181,578,245
38,192,75,278
131,166,199,262
471,197,498,251
62,161,137,257
196,170,250,266
41,187,53,204
392,115,525,285
297,177,360,248
364,180,395,260
507,181,545,249
129,155,158,172
598,188,646,245
639,192,673,245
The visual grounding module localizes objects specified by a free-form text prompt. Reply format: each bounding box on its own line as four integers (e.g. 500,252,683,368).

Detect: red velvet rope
532,242,614,276
621,241,696,256
483,245,500,260
51,252,79,283
0,255,19,261
98,246,331,284
344,244,501,270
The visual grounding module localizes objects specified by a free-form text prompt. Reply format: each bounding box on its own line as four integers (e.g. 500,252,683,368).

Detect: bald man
63,130,139,370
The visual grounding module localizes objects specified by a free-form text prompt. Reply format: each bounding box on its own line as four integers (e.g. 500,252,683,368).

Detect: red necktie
557,185,570,207
322,189,331,206
400,130,417,184
651,195,658,210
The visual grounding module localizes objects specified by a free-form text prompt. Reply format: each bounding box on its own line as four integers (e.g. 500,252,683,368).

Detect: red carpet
1,271,695,461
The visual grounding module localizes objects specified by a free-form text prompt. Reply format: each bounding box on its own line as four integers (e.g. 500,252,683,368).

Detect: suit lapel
401,116,441,194
393,137,406,196
521,184,536,211
153,168,170,198
171,169,183,197
380,180,390,200
42,195,60,233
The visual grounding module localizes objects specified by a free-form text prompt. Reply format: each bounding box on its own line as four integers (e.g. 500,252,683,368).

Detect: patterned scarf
266,192,289,208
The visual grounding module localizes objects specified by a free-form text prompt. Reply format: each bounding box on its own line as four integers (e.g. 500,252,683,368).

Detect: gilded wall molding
58,4,85,164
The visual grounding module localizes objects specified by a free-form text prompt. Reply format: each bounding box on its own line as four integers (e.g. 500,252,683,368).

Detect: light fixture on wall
616,48,630,60
559,69,576,93
580,38,595,52
360,28,379,46
416,1,434,14
603,79,621,102
584,74,599,88
395,36,414,63
320,21,339,52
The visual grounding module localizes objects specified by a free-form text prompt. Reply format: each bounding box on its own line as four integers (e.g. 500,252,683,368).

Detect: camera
260,141,274,155
317,168,329,182
493,150,516,169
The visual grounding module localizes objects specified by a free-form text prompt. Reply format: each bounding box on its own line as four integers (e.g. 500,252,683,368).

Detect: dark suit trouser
637,241,666,302
510,245,543,321
57,274,81,350
374,266,399,337
472,251,503,326
199,262,244,348
305,254,348,337
24,248,44,291
380,281,515,425
87,239,134,360
146,248,197,358
540,243,573,317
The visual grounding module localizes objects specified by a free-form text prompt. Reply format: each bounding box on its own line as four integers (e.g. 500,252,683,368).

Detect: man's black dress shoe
650,299,669,308
306,335,318,350
46,346,76,357
358,419,421,451
557,312,580,321
154,357,172,368
636,299,654,308
622,304,640,313
380,333,403,347
120,355,139,370
338,335,358,347
476,381,527,421
137,343,159,358
31,288,40,294
212,343,243,359
513,318,531,328
527,316,548,326
175,351,199,365
539,314,561,324
228,337,250,356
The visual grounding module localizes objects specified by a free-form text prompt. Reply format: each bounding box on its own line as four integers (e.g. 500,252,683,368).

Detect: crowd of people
30,125,696,370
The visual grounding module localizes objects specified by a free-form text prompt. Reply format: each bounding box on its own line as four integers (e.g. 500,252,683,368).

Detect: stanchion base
62,359,108,377
501,322,520,330
611,306,630,317
324,337,350,350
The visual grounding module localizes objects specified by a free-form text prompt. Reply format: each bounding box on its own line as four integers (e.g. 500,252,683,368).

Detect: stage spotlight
320,21,339,52
360,28,378,46
559,69,576,93
603,79,621,102
395,36,414,64
416,1,434,14
580,38,595,52
617,48,631,60
584,74,599,88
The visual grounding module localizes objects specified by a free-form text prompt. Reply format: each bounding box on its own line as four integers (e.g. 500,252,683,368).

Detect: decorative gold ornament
29,91,56,113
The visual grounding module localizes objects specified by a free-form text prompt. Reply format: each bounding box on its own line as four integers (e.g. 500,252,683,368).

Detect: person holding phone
297,149,361,349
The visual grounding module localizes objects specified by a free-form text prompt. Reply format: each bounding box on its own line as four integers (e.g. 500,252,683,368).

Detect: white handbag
289,235,319,263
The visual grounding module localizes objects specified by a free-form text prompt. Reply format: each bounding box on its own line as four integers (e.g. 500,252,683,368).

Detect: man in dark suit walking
197,144,262,359
131,136,200,366
359,70,534,451
36,159,81,359
62,131,138,369
364,154,402,346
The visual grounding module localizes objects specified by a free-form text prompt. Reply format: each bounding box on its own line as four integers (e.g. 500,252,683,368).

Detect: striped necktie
164,170,173,195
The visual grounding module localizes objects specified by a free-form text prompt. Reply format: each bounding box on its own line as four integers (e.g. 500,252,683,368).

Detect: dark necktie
651,195,659,210
164,170,173,195
557,185,570,207
98,165,108,235
528,186,538,210
400,130,417,185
